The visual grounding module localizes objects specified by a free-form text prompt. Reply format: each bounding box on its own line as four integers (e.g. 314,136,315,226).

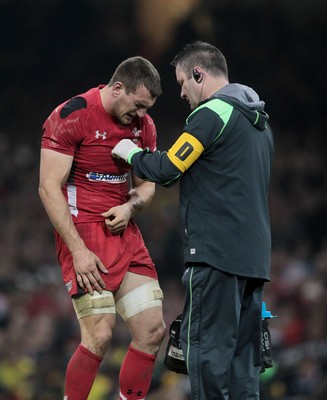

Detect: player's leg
64,291,116,400
229,278,264,400
115,272,166,400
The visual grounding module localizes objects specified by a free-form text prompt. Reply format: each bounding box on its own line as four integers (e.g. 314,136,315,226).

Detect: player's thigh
115,271,158,300
72,291,117,354
116,272,165,341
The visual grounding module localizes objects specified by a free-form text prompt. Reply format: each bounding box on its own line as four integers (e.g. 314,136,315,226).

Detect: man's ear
112,82,123,97
192,68,203,83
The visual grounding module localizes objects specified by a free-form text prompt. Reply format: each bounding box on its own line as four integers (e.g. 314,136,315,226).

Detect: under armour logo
121,389,144,399
95,130,107,140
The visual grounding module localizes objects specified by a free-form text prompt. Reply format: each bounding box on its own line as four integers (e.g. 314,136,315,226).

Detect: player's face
113,85,156,125
175,65,200,110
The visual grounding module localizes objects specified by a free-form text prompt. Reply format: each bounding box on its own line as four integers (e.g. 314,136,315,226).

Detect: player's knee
148,317,166,342
150,320,167,347
91,324,114,350
80,317,115,356
138,318,166,355
136,323,166,354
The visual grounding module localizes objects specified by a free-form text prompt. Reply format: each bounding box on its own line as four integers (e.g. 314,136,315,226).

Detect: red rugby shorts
54,221,157,296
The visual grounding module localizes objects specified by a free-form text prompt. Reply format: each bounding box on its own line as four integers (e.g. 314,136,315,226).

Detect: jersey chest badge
132,127,141,137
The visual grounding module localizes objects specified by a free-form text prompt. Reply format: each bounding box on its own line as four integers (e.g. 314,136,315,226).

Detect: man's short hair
109,56,162,98
171,41,228,80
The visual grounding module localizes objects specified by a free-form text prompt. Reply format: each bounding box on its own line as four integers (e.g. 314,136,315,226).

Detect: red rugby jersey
41,85,157,223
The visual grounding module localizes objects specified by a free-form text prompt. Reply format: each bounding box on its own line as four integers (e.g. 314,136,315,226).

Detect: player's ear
112,82,123,97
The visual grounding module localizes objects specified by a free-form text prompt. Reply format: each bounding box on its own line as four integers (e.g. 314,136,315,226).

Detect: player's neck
99,85,112,114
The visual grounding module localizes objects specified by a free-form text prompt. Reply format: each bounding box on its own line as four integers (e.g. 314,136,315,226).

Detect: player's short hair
109,56,162,98
171,41,228,80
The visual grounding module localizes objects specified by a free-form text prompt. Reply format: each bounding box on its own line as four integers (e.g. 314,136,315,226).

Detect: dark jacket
130,84,274,280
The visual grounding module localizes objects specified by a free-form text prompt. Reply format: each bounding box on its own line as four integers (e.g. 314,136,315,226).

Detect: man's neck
203,77,229,100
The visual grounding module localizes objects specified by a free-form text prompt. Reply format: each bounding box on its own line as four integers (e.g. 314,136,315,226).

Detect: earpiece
192,69,202,83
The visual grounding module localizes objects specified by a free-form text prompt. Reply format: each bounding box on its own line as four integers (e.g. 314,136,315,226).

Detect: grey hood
216,83,265,111
212,83,269,130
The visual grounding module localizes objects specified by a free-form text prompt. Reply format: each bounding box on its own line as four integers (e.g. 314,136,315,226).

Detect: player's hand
72,247,108,295
111,139,140,162
102,204,132,234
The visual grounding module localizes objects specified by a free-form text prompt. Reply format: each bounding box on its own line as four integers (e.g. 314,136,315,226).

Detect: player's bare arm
102,174,155,234
129,174,155,215
39,149,108,294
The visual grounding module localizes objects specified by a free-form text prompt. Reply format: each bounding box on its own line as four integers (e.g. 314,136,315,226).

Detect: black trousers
181,264,264,400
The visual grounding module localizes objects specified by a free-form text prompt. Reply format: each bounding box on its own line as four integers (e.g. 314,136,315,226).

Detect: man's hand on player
111,139,140,162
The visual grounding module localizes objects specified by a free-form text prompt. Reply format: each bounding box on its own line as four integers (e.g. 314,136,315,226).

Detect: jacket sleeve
131,149,182,187
130,107,223,186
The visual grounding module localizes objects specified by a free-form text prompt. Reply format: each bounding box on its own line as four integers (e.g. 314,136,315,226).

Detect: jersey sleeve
41,104,82,155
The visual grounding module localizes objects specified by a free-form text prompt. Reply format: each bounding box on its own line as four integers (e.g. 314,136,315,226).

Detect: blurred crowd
0,0,326,399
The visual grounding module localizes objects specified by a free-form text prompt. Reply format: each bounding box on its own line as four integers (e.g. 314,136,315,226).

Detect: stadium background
0,0,326,398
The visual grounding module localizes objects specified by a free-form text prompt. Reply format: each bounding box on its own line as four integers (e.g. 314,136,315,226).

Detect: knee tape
72,290,115,320
116,280,163,321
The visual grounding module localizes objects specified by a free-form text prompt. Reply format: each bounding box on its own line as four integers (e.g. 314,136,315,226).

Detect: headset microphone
192,69,202,83
193,69,205,106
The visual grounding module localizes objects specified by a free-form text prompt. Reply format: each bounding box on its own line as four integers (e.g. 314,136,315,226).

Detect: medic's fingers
167,132,204,173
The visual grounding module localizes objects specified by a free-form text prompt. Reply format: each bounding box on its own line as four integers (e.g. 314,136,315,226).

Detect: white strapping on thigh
72,290,116,319
116,280,163,321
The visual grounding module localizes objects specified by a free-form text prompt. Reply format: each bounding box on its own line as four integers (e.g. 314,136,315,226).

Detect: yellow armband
167,132,204,173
